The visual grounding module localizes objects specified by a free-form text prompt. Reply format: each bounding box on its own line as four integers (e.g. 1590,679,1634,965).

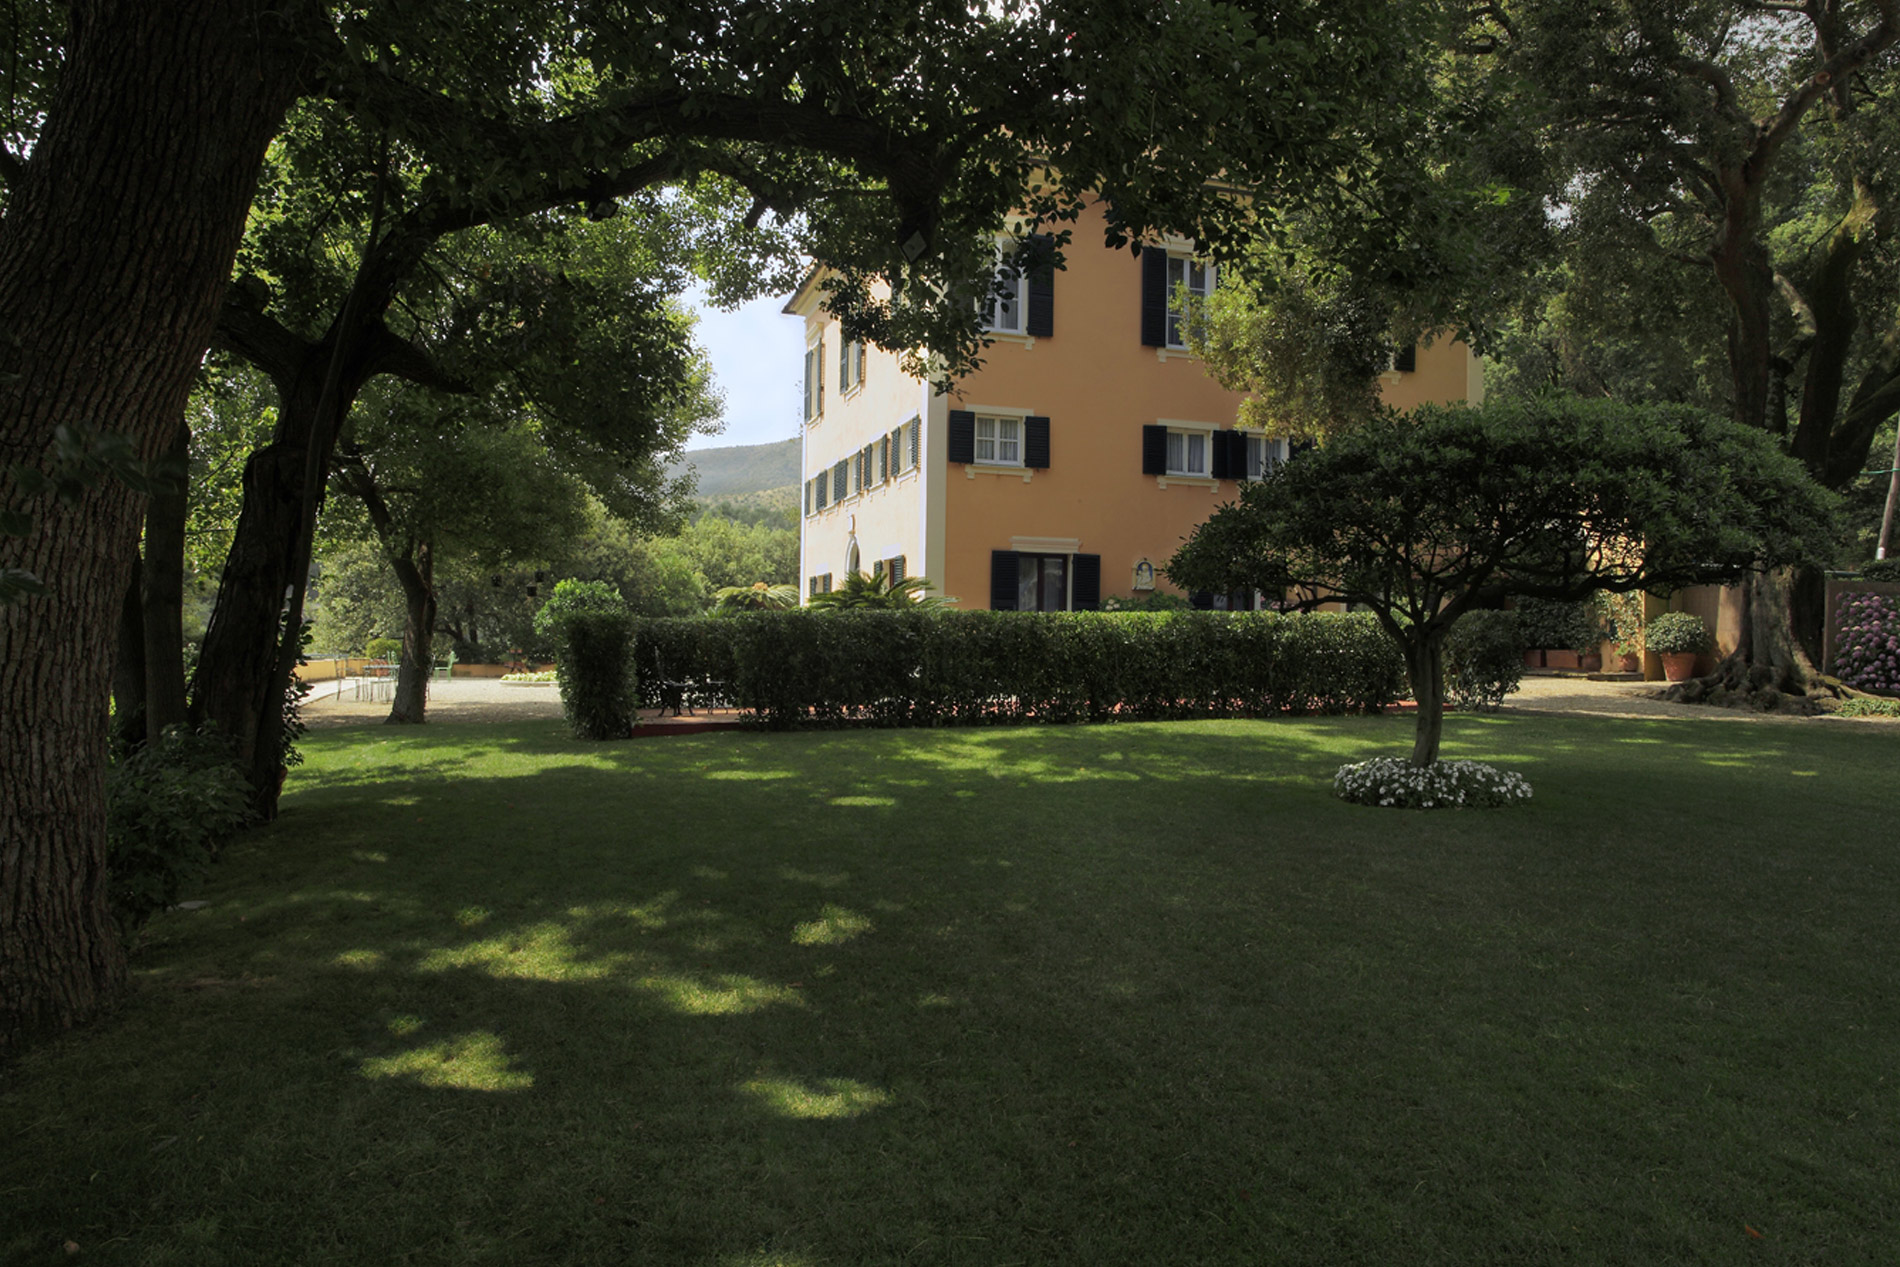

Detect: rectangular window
1165,428,1209,477
982,242,1025,333
803,340,825,421
1165,256,1212,348
1245,434,1288,480
1016,554,1069,612
975,414,1022,465
833,458,849,500
815,468,829,510
840,338,865,392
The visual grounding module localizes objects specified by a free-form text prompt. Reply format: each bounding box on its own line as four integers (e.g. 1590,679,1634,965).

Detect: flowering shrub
1334,757,1533,809
1833,592,1900,694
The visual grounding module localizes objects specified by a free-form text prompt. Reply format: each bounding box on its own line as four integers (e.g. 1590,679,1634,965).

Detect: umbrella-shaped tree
1167,396,1836,771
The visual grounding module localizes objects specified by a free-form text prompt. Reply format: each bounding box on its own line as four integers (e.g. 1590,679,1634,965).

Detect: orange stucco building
787,198,1483,611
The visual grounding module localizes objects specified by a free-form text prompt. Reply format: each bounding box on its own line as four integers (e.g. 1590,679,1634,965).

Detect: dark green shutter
1026,234,1055,338
1024,415,1051,469
873,559,885,581
891,555,906,583
1142,424,1168,475
990,551,1020,610
1140,247,1168,347
1072,554,1101,611
1394,344,1416,373
909,418,920,468
948,410,976,464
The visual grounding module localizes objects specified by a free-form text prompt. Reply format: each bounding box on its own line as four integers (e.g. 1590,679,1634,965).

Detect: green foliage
1860,559,1900,583
1099,591,1194,613
364,637,402,661
1443,611,1525,713
1167,396,1836,762
1645,612,1711,655
533,579,626,640
627,611,1406,730
537,580,635,739
104,727,251,935
806,572,947,611
1596,590,1647,655
712,582,799,614
668,439,800,500
1514,598,1600,654
1835,696,1900,718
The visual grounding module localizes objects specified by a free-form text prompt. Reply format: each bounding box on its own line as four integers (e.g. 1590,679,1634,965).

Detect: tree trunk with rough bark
1403,632,1447,767
190,370,339,817
111,558,146,753
142,419,191,739
0,0,311,1050
388,540,436,725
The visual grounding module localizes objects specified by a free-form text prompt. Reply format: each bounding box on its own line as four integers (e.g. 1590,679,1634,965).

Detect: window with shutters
990,550,1100,612
802,340,824,421
888,555,906,584
833,458,849,502
976,414,1022,465
840,338,866,393
1165,427,1210,477
1165,256,1212,348
981,240,1026,333
815,468,829,510
877,434,889,482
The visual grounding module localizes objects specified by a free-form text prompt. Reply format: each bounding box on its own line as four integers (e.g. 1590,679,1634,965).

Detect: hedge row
623,610,1407,730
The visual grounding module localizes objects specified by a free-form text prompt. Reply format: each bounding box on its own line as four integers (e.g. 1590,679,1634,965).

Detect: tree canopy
1167,397,1837,765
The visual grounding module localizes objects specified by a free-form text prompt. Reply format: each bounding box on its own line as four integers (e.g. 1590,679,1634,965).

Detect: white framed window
1165,428,1209,477
981,241,1026,333
1165,256,1213,348
975,414,1022,465
1245,434,1288,480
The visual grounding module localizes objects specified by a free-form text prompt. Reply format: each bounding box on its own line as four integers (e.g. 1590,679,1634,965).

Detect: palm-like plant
807,571,947,610
712,581,800,614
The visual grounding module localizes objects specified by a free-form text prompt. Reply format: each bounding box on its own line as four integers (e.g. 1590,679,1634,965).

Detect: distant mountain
670,438,800,499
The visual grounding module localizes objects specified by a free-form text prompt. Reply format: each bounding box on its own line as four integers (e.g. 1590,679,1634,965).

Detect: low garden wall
606,610,1407,730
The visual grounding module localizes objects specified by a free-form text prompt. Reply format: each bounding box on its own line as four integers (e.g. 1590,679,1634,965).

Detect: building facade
788,198,1483,610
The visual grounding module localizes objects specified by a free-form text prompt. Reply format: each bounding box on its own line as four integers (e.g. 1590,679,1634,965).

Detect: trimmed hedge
625,610,1406,729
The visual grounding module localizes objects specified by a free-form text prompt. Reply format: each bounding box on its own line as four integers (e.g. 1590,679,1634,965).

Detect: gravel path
302,676,566,727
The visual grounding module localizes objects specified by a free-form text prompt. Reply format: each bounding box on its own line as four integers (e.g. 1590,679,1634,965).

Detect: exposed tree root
1651,652,1853,715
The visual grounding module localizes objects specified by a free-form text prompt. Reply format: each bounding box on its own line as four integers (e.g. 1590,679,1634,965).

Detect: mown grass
4,712,1897,1265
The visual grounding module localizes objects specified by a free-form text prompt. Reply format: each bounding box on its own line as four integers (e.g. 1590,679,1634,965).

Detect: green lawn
4,713,1897,1265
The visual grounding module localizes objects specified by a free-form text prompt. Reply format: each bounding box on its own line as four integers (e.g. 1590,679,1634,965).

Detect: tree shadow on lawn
8,714,1898,1265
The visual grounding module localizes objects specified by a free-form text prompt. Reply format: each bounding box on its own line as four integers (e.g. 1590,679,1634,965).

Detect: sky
682,284,806,452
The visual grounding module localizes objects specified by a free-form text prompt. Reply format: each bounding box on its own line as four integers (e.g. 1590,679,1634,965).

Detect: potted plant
1646,611,1710,681
1598,591,1645,672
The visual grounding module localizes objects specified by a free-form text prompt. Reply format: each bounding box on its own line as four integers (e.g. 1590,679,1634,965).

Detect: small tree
1167,397,1836,767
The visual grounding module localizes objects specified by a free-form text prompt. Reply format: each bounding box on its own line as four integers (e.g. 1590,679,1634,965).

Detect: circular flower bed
1334,757,1533,809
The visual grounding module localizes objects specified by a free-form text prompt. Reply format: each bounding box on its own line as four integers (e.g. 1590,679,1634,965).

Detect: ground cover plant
4,713,1897,1265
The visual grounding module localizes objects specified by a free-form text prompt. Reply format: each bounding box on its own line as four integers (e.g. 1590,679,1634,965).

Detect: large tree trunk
388,540,436,724
191,373,339,817
0,1,311,1050
1402,633,1447,767
111,558,147,754
142,418,192,739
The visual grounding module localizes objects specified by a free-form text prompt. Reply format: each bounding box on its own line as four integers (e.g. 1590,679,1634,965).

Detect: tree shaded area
5,716,1897,1263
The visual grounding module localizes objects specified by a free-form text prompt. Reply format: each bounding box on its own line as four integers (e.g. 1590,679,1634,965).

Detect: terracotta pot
1617,652,1640,673
1545,649,1580,670
1522,649,1545,668
1661,652,1698,682
1579,653,1603,673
